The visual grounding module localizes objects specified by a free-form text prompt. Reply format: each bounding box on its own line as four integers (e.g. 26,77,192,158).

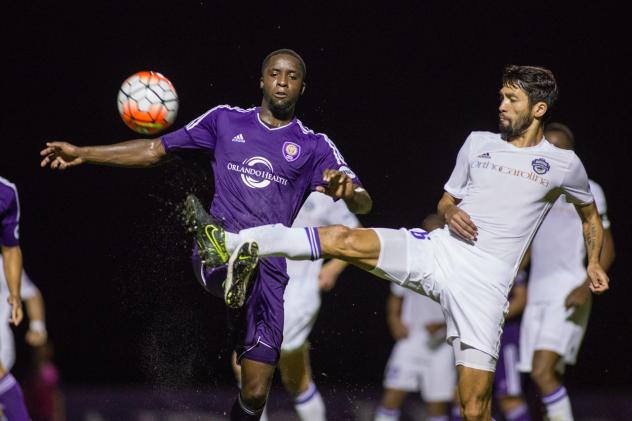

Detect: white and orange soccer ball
117,71,178,135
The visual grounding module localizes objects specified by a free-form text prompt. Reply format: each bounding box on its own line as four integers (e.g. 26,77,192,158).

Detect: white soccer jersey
282,192,360,350
390,283,445,331
444,132,593,290
527,180,609,303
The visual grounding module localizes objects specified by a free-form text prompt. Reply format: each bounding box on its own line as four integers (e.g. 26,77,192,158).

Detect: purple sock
0,373,30,421
451,404,463,420
230,394,263,421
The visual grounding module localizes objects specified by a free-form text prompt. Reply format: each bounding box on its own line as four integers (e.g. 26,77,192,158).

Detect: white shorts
518,298,591,373
383,330,456,402
370,227,511,362
281,303,319,352
0,321,15,371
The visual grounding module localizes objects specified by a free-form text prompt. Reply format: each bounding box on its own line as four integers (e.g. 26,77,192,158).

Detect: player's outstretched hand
7,295,23,326
40,141,84,170
316,169,354,200
445,206,478,241
587,262,609,294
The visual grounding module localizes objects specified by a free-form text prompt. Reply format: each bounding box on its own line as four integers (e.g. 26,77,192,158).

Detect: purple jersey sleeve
310,134,362,191
0,182,20,247
161,106,223,152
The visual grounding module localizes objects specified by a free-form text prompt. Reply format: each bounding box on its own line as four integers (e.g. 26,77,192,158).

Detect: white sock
542,386,574,421
374,406,400,421
259,405,269,421
294,382,326,421
226,224,320,260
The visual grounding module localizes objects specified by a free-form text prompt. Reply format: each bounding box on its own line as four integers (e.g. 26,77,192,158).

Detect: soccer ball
117,71,178,135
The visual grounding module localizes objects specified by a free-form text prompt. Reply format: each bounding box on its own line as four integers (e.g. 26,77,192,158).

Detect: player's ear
259,77,264,90
533,101,547,118
301,82,306,95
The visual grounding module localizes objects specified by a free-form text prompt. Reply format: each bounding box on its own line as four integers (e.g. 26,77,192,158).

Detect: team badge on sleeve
531,158,550,175
282,142,302,162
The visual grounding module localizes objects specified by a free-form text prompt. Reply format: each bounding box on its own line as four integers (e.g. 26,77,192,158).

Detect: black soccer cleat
181,194,230,267
224,241,259,309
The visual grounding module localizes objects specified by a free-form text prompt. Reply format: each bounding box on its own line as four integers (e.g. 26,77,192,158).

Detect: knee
325,225,355,254
460,395,490,421
530,364,557,388
240,381,269,409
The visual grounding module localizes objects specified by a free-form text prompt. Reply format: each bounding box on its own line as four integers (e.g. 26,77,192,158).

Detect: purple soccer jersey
162,105,361,232
162,105,362,363
0,177,20,247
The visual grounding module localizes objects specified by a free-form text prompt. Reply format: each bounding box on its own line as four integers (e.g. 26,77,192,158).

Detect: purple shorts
494,321,522,397
192,248,288,366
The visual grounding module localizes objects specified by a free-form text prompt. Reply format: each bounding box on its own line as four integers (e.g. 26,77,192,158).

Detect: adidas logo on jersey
232,133,246,143
478,152,491,159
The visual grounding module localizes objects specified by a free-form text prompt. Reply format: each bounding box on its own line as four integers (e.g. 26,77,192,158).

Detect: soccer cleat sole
225,241,259,309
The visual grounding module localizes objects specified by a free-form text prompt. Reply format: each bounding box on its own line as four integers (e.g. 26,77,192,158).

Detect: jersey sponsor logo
338,165,357,179
282,141,301,162
231,133,246,143
531,158,550,175
478,152,491,159
227,156,289,189
410,228,430,240
471,160,551,187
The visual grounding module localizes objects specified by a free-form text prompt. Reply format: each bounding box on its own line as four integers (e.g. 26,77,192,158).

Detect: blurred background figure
374,214,455,421
518,123,615,421
23,341,65,421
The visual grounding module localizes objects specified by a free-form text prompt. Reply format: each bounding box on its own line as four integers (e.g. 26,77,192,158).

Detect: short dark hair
502,65,558,117
261,49,307,79
544,122,575,148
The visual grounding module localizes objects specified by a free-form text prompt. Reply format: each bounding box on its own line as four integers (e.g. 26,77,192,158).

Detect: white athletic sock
259,405,269,421
294,382,326,421
374,405,400,421
542,386,574,421
226,224,320,260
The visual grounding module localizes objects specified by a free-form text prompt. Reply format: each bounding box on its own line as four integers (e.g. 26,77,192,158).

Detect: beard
267,96,296,120
499,112,533,141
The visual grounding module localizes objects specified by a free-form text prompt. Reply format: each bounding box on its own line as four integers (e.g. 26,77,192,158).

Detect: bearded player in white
517,122,615,421
232,191,360,421
375,214,455,421
192,65,609,421
0,256,48,371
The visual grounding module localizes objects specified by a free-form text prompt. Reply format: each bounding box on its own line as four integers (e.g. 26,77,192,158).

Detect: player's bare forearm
578,203,604,265
25,292,45,324
40,138,168,169
1,246,22,298
506,284,527,319
80,138,168,167
600,228,615,271
343,187,372,214
437,191,459,219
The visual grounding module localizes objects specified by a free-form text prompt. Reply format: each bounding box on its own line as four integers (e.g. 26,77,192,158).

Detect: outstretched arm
40,138,169,170
2,246,23,325
575,202,609,294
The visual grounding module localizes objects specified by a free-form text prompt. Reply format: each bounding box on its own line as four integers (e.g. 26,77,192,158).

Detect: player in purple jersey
0,176,29,420
40,49,372,420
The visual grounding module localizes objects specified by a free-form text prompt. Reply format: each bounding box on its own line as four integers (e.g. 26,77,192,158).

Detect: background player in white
0,256,48,372
518,122,616,421
232,191,360,421
375,214,455,421
192,65,610,421
0,176,28,419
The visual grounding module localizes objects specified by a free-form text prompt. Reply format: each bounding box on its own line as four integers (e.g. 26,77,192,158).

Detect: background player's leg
278,344,326,421
426,401,450,421
456,366,494,421
374,389,408,421
531,350,573,421
230,358,275,420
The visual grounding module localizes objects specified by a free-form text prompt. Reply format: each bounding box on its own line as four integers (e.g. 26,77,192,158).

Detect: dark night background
2,0,631,406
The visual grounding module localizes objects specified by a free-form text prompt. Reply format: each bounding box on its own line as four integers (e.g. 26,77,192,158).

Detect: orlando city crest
282,141,301,162
531,158,550,175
